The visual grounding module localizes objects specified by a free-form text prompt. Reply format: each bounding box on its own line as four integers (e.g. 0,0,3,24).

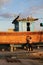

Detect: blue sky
0,0,43,31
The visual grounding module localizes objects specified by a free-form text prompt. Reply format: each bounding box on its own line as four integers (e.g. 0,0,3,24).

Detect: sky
0,0,43,31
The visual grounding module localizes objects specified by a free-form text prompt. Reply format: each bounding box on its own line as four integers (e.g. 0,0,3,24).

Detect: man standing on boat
26,36,33,51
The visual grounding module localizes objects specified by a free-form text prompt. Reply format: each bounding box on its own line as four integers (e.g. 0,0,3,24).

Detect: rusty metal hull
0,32,43,44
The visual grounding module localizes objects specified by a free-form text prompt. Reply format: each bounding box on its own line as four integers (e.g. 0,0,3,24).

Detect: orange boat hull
0,32,43,44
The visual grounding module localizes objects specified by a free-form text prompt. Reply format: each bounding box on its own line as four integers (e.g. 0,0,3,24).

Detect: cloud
21,5,43,18
31,6,43,13
0,13,17,19
0,0,11,8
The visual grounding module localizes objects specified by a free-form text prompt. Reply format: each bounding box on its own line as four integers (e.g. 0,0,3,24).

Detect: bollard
2,49,5,52
10,44,14,52
37,46,40,49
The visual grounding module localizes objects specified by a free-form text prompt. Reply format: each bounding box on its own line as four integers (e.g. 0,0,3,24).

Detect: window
14,21,19,31
27,23,30,31
40,23,43,27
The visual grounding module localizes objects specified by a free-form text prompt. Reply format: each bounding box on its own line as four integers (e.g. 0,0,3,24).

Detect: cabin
12,16,43,32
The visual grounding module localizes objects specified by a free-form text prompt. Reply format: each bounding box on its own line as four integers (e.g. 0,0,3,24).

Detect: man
26,36,33,51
